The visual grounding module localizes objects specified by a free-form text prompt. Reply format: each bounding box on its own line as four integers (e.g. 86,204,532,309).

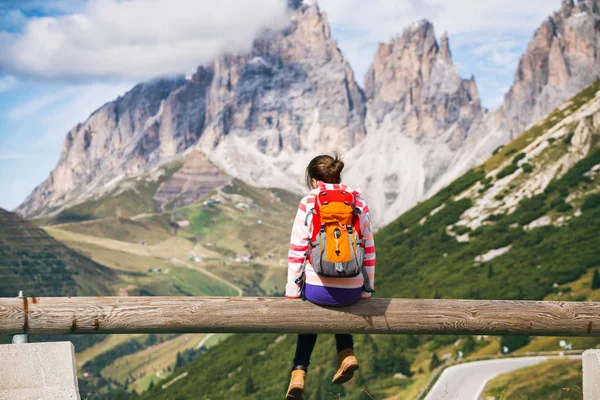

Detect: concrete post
11,290,28,344
0,342,80,399
583,349,600,400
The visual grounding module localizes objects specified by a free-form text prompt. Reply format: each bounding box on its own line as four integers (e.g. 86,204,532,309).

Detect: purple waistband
304,284,362,307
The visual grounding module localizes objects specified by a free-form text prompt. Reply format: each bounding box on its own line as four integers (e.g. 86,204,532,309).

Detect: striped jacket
285,181,376,300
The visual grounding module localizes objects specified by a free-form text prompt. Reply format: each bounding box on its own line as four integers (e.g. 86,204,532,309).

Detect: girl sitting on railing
285,153,376,400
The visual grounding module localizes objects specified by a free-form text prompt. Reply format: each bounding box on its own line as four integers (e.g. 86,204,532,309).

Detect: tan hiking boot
332,348,359,384
285,369,306,400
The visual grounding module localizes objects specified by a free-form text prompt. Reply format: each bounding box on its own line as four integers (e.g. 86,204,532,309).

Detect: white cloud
0,0,289,80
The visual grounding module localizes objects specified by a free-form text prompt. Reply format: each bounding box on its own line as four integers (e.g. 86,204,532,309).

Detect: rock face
363,23,481,149
501,0,600,139
343,21,485,226
198,2,366,190
153,151,231,211
16,76,210,217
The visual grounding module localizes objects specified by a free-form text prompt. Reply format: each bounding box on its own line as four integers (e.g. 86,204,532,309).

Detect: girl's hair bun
331,152,344,176
305,152,344,188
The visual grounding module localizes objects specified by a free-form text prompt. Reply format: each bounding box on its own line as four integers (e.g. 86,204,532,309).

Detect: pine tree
462,335,476,354
592,269,600,290
487,264,494,278
175,352,184,368
500,335,530,353
407,334,420,349
429,352,441,371
244,375,255,395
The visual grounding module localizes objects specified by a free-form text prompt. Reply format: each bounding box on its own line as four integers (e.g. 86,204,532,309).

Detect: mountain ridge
16,0,600,230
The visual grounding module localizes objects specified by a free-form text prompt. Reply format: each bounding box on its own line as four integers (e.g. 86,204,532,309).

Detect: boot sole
286,386,304,400
332,362,359,385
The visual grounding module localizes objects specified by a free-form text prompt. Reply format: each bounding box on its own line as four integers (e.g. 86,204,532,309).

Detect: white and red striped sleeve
356,195,375,298
285,196,312,298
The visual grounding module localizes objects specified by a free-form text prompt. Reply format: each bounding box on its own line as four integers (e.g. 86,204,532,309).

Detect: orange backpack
300,188,374,292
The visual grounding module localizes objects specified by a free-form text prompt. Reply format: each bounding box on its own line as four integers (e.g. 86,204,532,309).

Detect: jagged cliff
429,0,600,200
343,21,485,226
16,76,200,217
501,0,600,139
363,23,481,148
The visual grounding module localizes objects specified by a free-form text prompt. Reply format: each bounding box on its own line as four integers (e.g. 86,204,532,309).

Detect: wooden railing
1,296,600,336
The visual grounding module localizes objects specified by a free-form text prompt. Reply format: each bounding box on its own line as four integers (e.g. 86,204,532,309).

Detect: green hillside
0,207,119,358
0,208,117,297
483,358,582,399
376,78,600,301
138,79,600,400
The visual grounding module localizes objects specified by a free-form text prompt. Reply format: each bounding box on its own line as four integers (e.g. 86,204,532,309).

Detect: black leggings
293,334,354,368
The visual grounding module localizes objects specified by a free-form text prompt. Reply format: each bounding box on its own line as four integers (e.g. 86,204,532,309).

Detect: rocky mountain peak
439,31,452,62
404,19,435,34
364,19,438,103
562,0,575,14
576,0,600,13
499,0,600,139
17,77,191,218
363,20,482,145
196,1,367,190
199,2,365,153
464,75,481,108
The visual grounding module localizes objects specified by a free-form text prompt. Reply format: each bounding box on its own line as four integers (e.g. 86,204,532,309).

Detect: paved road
424,355,580,400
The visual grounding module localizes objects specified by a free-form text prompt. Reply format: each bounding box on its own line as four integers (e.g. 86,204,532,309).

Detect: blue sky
0,0,561,210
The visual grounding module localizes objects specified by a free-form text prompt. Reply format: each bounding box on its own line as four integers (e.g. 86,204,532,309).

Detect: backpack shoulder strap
305,194,320,244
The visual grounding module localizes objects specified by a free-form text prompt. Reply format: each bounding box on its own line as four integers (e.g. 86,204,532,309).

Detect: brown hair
305,153,344,189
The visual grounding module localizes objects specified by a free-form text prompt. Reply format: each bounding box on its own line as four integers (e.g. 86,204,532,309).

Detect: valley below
13,176,300,397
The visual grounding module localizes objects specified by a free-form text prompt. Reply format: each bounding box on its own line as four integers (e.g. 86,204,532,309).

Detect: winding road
424,355,581,400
